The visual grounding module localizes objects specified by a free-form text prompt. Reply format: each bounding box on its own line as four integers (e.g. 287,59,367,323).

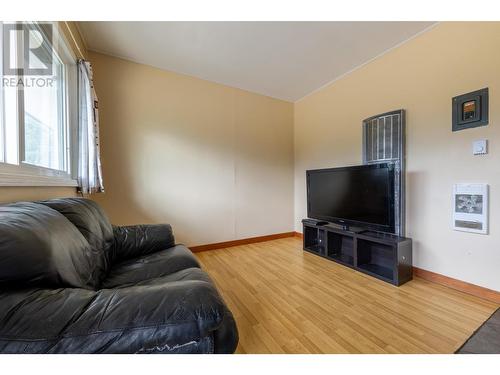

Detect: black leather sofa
0,198,238,354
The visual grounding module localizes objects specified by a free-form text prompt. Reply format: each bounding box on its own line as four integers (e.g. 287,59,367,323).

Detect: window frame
0,21,78,187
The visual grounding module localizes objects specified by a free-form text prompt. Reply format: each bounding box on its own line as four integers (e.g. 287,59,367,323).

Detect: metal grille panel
364,114,401,163
362,110,406,236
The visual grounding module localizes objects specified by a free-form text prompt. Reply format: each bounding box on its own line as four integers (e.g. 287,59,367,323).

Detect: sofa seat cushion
110,267,213,288
0,275,227,353
101,245,200,289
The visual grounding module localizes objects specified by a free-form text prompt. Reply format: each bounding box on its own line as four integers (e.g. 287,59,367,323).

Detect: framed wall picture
452,183,488,234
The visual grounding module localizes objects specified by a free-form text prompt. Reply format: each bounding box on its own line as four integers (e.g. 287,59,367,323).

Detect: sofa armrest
112,224,175,262
213,305,239,353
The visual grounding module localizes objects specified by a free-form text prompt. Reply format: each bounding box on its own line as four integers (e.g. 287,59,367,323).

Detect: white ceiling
78,22,436,102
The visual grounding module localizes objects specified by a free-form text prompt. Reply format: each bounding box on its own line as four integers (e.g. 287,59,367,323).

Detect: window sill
0,164,78,187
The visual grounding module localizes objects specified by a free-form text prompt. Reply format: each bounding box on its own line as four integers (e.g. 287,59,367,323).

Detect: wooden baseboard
189,232,296,252
414,267,500,304
294,231,303,239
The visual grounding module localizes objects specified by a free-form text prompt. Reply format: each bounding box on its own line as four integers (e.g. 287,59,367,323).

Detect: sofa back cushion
38,198,114,283
0,202,99,289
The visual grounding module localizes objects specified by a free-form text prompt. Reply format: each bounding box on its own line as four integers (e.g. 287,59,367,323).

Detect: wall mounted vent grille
362,110,406,236
364,112,401,162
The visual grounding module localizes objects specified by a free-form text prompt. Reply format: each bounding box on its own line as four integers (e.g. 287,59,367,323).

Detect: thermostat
472,139,488,155
452,88,489,132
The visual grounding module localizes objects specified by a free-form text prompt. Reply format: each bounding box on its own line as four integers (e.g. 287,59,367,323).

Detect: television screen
307,163,395,232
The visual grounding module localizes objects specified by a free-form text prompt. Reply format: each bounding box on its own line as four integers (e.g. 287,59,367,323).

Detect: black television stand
325,222,364,233
302,219,329,226
302,219,413,286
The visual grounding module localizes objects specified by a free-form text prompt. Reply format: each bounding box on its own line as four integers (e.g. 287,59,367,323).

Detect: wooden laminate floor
196,237,499,354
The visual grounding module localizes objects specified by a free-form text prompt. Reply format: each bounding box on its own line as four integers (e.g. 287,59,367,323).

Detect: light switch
472,139,488,155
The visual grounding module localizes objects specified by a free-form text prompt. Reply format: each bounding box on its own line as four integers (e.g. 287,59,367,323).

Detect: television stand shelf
302,219,412,286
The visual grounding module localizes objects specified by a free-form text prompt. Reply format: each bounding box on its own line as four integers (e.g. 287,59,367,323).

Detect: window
0,21,77,186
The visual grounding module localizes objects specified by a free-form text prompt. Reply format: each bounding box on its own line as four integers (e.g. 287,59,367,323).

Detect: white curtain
77,59,104,194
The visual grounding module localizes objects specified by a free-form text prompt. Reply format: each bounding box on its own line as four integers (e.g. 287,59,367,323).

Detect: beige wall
0,187,76,204
7,21,494,291
89,52,294,246
294,22,500,291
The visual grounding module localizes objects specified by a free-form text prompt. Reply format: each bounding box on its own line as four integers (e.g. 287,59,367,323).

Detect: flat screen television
306,163,396,233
